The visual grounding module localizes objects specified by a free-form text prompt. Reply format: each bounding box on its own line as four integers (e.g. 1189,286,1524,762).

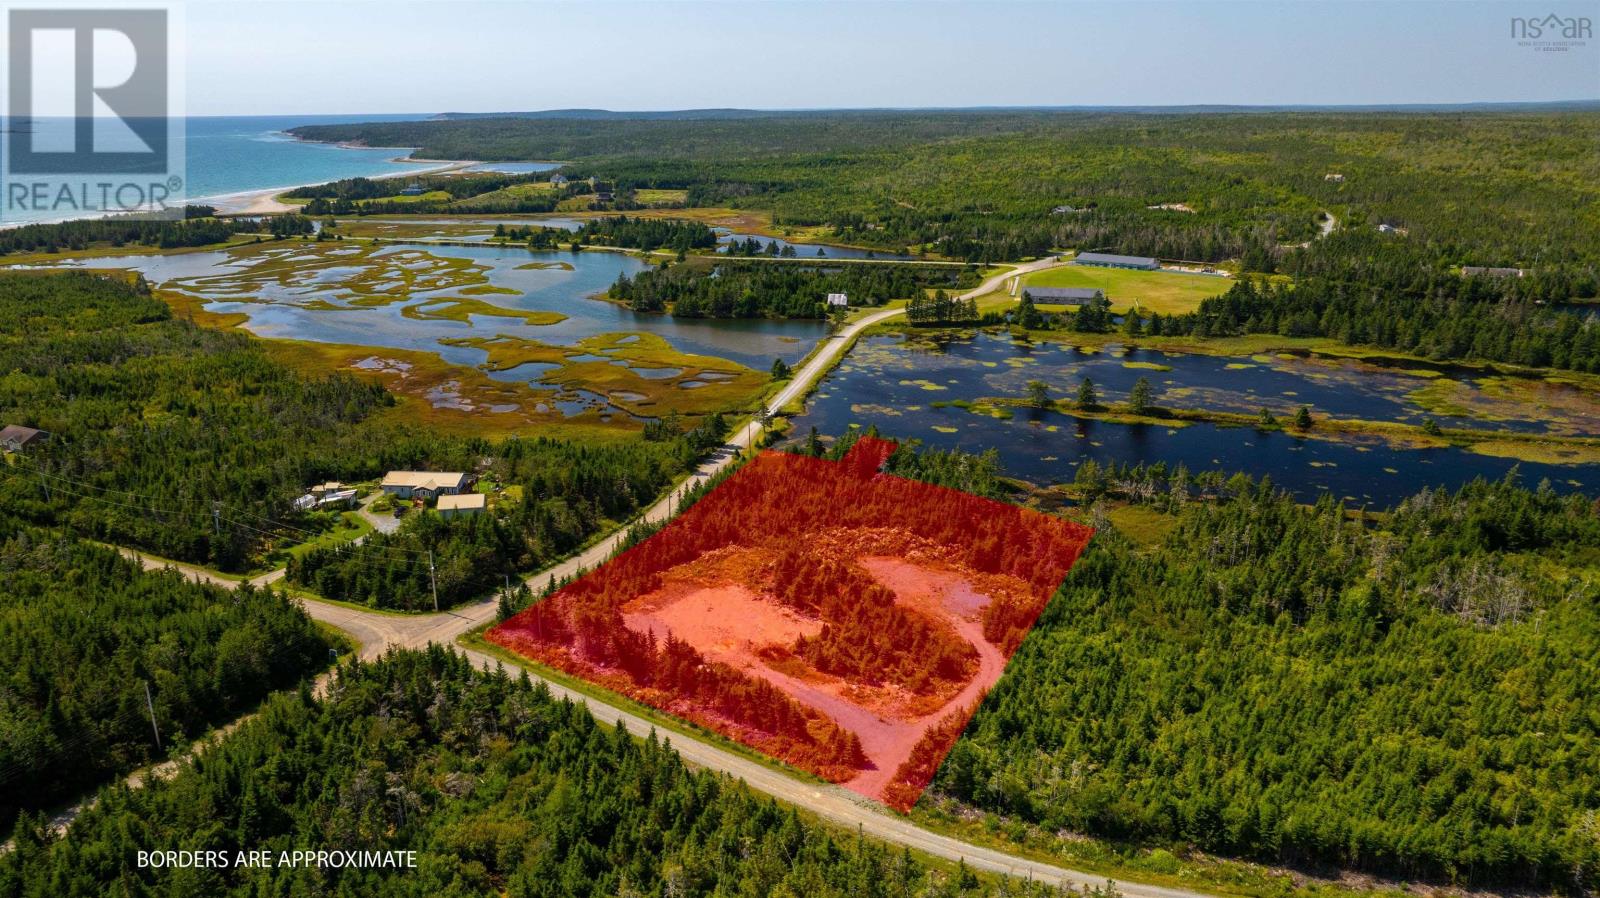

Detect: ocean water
3,114,456,224
179,115,443,204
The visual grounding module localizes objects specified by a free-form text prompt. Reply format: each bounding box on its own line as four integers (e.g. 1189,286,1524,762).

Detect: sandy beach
201,156,481,216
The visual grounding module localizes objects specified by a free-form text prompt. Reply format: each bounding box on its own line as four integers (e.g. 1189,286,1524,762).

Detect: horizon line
182,99,1600,119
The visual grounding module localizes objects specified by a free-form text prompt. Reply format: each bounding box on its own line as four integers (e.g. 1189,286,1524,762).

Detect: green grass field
1024,264,1231,315
366,189,454,205
634,188,688,205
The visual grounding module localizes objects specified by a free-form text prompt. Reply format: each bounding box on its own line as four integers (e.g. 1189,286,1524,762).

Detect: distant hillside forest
288,110,1600,272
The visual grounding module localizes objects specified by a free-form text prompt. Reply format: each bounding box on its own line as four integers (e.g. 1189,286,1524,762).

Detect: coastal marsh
20,236,824,432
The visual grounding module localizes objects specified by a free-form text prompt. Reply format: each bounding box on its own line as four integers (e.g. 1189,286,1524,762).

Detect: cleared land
490,438,1092,809
1023,264,1231,315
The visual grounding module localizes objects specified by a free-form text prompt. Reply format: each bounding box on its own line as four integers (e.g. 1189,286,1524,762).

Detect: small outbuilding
1073,252,1160,271
294,489,357,512
0,424,50,453
436,492,487,519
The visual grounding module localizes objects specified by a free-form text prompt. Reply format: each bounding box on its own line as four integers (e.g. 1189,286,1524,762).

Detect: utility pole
428,550,438,612
143,680,161,752
211,501,222,535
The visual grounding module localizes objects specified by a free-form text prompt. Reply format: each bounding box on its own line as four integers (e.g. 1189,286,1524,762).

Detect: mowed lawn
1024,264,1230,315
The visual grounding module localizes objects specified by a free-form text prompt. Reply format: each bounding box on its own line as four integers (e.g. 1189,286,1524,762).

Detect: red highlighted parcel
489,438,1093,810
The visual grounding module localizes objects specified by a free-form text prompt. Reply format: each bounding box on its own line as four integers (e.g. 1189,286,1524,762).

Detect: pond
787,330,1600,507
463,162,563,174
716,230,917,261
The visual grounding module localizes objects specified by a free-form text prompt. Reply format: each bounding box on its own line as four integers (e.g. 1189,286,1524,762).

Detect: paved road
96,255,1221,897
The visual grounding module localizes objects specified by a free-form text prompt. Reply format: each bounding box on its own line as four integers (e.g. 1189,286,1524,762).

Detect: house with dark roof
399,181,426,197
1073,252,1160,271
0,424,49,452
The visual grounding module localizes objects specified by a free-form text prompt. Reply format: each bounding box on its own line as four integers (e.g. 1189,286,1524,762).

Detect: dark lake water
788,330,1598,507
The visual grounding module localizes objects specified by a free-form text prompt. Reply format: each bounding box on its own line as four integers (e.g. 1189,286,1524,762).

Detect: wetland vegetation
10,103,1600,898
18,237,819,431
787,329,1600,506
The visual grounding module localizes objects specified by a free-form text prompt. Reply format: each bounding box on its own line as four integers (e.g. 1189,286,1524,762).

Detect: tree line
1161,267,1600,372
610,261,975,319
0,207,245,255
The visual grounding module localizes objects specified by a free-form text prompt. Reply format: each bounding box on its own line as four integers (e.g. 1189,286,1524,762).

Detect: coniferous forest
935,472,1600,890
288,111,1600,273
0,648,1108,898
0,518,331,832
609,261,974,318
0,273,701,585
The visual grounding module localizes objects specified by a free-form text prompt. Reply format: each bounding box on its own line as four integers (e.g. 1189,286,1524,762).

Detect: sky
183,0,1598,115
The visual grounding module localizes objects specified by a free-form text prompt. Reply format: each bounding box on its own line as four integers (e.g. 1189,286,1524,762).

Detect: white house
380,471,470,499
294,488,358,511
826,293,849,308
